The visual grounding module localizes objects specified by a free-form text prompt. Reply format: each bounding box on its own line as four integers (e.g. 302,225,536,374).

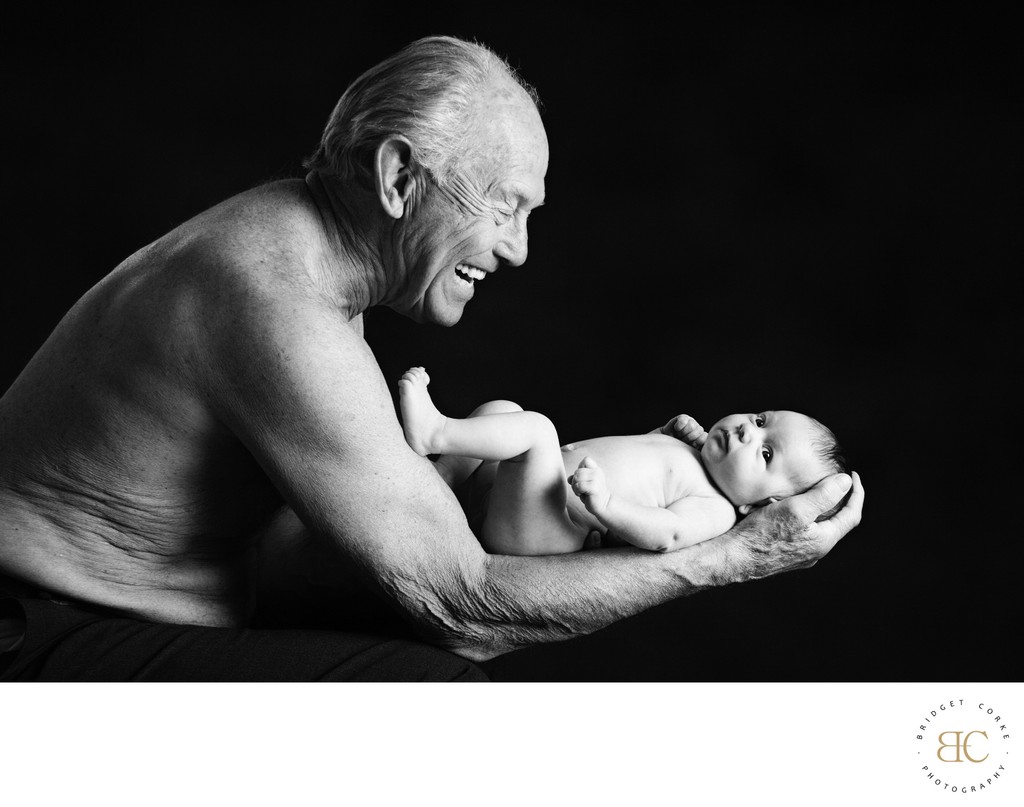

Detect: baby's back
560,434,721,531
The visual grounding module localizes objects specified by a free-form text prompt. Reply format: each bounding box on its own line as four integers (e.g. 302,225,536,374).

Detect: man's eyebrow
499,185,544,208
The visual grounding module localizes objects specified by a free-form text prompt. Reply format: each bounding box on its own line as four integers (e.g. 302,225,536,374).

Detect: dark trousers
0,586,488,683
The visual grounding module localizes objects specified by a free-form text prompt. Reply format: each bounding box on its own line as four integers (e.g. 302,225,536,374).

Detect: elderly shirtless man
0,36,863,681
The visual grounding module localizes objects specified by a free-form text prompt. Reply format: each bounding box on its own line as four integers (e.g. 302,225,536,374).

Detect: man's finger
814,471,865,542
787,472,853,525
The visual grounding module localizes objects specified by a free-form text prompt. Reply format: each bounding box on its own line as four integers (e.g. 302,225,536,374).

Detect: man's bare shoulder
147,180,356,330
169,180,328,282
103,179,367,395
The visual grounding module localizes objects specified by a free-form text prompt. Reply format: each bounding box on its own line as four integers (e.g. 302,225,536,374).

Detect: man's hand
721,472,864,582
656,414,708,448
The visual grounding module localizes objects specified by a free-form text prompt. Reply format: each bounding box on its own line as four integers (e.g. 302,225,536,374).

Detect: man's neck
303,171,391,316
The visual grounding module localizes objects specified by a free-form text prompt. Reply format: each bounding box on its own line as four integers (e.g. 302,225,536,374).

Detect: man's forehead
493,178,545,207
471,142,547,209
460,79,547,205
474,82,547,155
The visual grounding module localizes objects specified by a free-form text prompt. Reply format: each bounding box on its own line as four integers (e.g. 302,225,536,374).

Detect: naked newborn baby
399,367,847,555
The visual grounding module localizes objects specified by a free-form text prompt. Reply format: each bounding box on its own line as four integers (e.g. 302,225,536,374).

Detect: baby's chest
575,439,706,507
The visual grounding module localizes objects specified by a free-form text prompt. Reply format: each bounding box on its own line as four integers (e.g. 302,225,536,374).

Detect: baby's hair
807,416,851,522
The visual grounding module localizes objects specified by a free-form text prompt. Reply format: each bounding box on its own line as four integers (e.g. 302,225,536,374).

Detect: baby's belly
560,436,681,535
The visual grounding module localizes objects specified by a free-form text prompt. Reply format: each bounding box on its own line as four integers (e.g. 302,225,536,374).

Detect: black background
6,5,1019,681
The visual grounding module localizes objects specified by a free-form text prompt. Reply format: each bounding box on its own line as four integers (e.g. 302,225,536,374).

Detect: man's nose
495,220,528,267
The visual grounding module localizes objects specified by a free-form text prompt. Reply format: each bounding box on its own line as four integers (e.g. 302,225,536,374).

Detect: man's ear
737,496,779,516
374,136,417,219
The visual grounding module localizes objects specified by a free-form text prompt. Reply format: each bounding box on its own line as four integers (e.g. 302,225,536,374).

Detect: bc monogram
935,730,988,763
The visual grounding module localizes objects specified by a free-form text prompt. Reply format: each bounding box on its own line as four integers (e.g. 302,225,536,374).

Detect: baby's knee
470,399,523,417
528,411,558,436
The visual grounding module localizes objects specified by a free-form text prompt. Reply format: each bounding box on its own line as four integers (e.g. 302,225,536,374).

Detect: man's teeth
455,264,486,283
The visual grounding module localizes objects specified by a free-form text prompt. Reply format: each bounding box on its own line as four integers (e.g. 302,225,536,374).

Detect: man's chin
405,302,465,328
430,308,465,328
427,295,469,327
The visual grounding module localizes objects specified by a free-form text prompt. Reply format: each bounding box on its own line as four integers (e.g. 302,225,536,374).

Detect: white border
2,682,1021,805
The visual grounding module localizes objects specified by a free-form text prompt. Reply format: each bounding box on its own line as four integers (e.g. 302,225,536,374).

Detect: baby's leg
399,367,586,555
433,400,526,491
482,438,587,555
401,367,557,461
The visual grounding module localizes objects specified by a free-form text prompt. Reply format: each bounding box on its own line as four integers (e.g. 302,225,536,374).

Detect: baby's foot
398,367,447,456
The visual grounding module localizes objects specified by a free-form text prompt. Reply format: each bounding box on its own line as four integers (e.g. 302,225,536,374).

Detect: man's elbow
407,614,509,662
393,569,512,662
436,634,505,663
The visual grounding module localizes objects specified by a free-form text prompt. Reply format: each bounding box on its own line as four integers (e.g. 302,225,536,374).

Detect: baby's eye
755,415,766,427
761,446,773,462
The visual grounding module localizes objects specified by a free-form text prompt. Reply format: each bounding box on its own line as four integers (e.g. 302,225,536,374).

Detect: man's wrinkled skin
0,74,863,662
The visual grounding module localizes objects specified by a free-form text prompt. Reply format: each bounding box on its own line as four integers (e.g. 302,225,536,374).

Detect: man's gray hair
305,35,540,188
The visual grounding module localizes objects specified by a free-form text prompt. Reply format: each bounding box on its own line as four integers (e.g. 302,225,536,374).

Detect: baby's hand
569,457,610,516
662,414,708,448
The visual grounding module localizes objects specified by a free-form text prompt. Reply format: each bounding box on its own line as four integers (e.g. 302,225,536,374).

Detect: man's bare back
0,180,339,626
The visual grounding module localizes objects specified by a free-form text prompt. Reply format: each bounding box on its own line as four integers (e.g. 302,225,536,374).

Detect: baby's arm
570,458,735,552
652,414,708,448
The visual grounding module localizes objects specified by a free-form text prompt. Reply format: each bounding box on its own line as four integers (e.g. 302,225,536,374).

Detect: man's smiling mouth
454,263,486,284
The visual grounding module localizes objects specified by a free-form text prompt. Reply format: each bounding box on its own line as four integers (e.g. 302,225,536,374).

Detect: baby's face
700,411,826,512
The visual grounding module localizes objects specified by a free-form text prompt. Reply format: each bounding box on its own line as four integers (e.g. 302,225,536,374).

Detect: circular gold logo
915,698,1013,795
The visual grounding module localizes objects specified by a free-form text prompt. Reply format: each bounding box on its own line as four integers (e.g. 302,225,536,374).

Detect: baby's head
700,410,847,515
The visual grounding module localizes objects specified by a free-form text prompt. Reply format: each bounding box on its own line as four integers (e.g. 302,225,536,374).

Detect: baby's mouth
454,263,486,285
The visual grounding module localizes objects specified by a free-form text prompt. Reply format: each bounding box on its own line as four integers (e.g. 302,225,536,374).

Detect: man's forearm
425,468,862,661
432,539,734,661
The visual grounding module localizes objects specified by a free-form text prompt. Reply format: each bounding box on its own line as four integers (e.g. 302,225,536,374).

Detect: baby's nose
737,423,751,443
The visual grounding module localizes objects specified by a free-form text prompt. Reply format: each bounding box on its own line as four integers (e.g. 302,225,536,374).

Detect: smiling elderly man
0,36,862,681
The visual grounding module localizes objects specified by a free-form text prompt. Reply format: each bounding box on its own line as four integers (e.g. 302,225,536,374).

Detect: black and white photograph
2,4,1020,803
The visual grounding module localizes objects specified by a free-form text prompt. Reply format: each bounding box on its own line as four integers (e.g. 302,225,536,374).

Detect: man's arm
460,473,860,659
197,271,863,661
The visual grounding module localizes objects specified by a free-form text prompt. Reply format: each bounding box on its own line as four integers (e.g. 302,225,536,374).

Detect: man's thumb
794,473,853,523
